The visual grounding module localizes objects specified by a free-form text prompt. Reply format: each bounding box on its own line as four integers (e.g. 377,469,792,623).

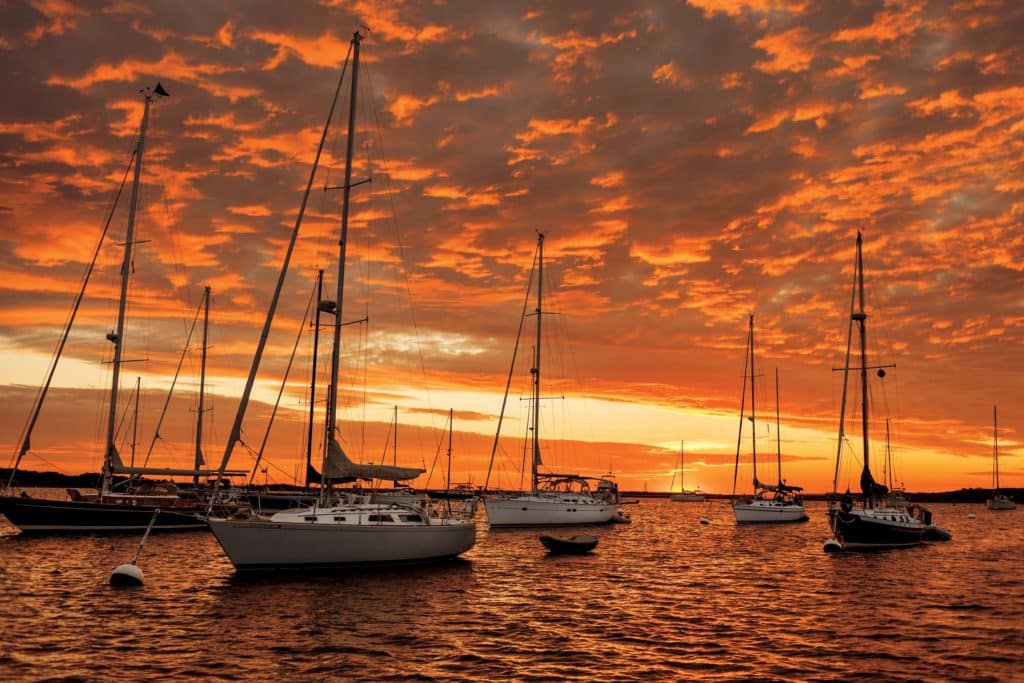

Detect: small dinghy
539,534,598,554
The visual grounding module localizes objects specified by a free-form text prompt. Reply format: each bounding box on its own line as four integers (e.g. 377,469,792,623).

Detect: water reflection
1,501,1021,680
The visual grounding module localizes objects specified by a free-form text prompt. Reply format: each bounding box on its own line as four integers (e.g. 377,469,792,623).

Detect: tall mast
680,440,684,492
993,405,999,493
731,317,751,498
832,238,859,495
393,405,398,466
102,88,153,495
447,408,453,491
323,31,363,500
853,232,872,504
215,40,353,483
194,285,210,486
748,314,758,489
775,368,782,486
531,233,545,493
130,376,140,470
305,269,323,488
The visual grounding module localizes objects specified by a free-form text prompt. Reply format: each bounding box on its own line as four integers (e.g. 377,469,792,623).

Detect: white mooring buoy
823,538,843,554
110,508,160,586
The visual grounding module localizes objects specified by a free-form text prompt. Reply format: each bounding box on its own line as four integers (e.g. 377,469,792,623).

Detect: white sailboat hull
484,494,615,527
733,498,808,523
986,496,1016,510
206,517,475,570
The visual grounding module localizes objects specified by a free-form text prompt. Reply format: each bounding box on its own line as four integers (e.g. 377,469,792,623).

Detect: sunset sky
1,0,1021,494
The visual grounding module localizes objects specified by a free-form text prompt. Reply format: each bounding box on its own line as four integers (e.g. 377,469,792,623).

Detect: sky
0,0,1021,494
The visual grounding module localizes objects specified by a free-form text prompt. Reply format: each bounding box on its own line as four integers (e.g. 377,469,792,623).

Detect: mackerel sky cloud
0,0,1021,493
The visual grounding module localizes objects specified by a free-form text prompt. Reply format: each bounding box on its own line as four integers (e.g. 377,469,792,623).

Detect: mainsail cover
322,440,424,482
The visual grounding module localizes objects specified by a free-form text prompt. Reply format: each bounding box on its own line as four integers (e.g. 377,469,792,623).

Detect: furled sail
322,439,424,482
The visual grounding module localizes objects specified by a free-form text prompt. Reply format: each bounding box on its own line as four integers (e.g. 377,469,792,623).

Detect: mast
215,40,353,484
530,233,545,494
680,441,684,492
447,408,453,491
305,269,324,488
102,88,153,495
775,368,782,487
993,405,999,494
193,286,210,486
322,30,363,502
393,406,398,466
731,317,751,497
130,376,140,470
748,314,758,490
852,232,874,505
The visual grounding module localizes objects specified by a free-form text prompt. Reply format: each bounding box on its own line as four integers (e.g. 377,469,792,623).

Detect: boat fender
923,509,932,525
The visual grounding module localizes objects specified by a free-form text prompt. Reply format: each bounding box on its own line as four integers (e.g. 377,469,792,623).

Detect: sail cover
322,440,424,482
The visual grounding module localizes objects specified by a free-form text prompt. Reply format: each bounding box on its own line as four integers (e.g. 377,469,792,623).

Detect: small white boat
481,234,615,528
986,406,1016,510
730,320,807,524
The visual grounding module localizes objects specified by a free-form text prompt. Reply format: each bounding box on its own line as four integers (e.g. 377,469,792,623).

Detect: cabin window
333,516,346,522
400,514,423,522
521,507,528,511
304,516,318,522
368,514,392,522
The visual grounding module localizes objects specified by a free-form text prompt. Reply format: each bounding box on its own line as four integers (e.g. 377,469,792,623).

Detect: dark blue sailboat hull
828,507,925,550
0,494,206,534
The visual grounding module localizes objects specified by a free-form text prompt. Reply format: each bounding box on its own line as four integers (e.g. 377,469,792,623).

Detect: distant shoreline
3,468,1013,504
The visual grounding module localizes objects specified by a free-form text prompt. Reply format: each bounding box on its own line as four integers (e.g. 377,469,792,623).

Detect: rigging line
142,295,203,467
423,412,449,489
5,144,136,489
363,60,440,442
484,246,538,491
731,318,751,497
248,275,318,486
147,106,195,321
214,39,354,486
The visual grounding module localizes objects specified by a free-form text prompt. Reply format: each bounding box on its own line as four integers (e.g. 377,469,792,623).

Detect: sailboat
0,89,243,533
482,234,616,527
204,31,475,569
670,441,705,502
731,316,807,523
986,405,1016,510
825,232,929,551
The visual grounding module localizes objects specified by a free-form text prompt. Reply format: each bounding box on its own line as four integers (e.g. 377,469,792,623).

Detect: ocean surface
1,497,1021,682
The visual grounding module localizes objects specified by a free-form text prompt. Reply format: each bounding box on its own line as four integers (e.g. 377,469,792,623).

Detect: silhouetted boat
825,233,939,551
0,88,243,533
540,534,599,554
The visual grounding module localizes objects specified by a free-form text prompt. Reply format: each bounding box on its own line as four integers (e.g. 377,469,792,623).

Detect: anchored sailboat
731,316,807,523
670,441,704,502
204,31,475,569
825,232,942,551
0,87,243,533
986,406,1016,510
482,234,616,527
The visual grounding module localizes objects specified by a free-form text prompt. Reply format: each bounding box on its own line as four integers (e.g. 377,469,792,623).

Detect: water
1,500,1021,681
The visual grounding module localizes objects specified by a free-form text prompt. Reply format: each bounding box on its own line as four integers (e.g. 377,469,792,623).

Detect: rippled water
1,500,1021,681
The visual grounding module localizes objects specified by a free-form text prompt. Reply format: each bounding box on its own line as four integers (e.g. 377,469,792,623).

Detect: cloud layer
1,0,1021,493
